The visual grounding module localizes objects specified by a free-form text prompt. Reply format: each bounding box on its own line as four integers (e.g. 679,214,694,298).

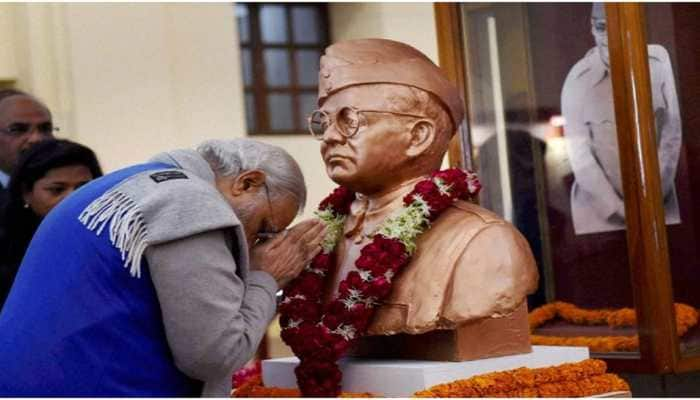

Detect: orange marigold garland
232,375,374,398
529,301,699,352
414,359,629,398
233,359,629,398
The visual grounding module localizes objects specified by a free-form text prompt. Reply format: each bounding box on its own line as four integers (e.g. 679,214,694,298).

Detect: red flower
356,236,408,275
232,360,261,388
278,297,321,322
296,359,342,397
319,186,356,214
338,271,370,297
309,252,334,273
365,276,392,299
294,272,325,296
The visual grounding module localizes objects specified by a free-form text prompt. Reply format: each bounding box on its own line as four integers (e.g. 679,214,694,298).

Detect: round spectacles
307,106,428,141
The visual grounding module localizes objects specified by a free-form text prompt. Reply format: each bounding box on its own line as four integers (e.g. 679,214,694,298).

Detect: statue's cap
318,38,464,132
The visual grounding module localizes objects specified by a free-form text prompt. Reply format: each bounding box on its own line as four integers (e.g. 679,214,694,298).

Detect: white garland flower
376,200,431,254
315,208,347,254
434,177,453,196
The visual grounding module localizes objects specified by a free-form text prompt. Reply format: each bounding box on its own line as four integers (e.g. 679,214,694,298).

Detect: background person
561,3,682,235
0,89,56,211
0,139,103,310
0,138,325,396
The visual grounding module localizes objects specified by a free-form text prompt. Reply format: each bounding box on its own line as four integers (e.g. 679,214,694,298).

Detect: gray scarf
78,149,248,278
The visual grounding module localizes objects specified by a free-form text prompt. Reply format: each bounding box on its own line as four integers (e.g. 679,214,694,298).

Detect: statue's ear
406,120,435,158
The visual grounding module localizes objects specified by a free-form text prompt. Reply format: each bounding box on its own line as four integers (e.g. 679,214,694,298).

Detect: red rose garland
279,168,481,397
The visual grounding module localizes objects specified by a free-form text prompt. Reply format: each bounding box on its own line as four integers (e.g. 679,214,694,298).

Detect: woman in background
0,139,103,309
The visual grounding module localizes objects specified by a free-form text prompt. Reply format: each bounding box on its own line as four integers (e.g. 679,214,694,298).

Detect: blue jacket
0,162,202,396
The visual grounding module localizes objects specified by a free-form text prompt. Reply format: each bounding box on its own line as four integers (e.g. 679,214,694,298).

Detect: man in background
561,3,682,235
0,89,56,210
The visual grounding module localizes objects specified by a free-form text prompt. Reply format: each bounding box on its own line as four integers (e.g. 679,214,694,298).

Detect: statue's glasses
307,106,428,140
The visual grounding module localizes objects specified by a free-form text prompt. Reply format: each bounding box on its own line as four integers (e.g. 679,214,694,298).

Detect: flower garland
413,359,629,398
278,169,481,397
231,375,373,398
529,301,699,352
232,359,630,398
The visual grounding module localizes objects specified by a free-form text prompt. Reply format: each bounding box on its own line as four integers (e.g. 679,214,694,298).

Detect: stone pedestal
262,345,590,397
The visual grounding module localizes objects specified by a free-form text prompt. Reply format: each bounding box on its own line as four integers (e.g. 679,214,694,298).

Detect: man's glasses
0,122,59,137
255,184,285,244
307,106,428,140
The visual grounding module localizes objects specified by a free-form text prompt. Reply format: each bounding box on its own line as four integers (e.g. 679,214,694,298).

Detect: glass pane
268,94,294,131
235,4,250,43
260,5,288,44
241,49,253,87
461,3,638,356
644,4,700,358
291,6,322,44
295,50,321,87
244,92,256,132
298,92,317,129
264,49,290,87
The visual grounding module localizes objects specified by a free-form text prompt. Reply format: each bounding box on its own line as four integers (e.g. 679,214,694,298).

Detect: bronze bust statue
313,38,539,361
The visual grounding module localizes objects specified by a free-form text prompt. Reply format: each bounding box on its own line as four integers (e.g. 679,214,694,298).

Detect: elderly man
561,3,682,234
0,138,325,396
0,89,55,210
306,39,538,361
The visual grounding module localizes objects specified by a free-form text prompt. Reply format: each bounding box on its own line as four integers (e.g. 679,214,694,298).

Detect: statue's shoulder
440,200,508,226
647,44,670,62
647,44,672,71
429,200,527,247
564,47,597,85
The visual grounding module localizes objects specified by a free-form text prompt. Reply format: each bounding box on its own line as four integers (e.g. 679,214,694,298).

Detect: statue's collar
344,175,427,239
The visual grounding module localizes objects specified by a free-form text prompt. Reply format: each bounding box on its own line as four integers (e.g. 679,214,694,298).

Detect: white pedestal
263,345,590,397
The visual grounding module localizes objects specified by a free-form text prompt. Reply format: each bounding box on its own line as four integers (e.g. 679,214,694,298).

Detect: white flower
332,324,357,341
359,270,373,282
315,208,347,253
347,288,363,301
341,297,358,309
306,266,326,276
363,296,378,308
384,270,395,282
434,177,453,196
281,294,306,304
377,202,430,254
409,194,432,216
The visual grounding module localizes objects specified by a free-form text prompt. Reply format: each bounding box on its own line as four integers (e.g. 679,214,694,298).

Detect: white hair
196,138,307,213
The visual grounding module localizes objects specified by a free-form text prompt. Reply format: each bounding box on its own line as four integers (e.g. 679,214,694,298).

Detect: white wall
63,4,245,171
0,3,437,220
329,3,438,63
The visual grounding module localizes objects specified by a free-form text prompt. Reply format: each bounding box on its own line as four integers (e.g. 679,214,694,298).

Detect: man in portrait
561,3,682,235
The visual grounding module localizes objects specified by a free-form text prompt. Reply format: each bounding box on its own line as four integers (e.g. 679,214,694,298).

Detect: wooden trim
248,4,268,132
245,3,330,135
677,355,700,373
605,357,655,374
434,3,471,170
605,3,679,373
